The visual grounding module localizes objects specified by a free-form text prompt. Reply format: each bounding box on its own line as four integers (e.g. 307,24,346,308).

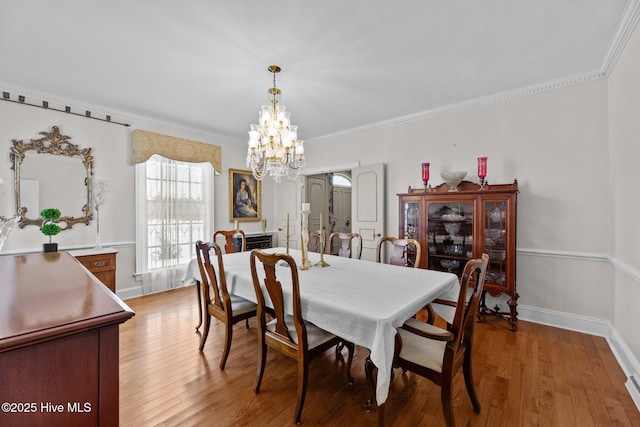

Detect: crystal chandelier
246,65,305,183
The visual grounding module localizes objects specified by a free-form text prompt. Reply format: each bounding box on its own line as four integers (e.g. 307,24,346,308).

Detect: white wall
305,78,612,319
0,102,274,297
608,16,640,369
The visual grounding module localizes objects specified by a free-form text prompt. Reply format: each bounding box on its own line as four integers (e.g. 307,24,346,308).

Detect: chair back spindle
329,232,362,259
376,236,421,268
214,229,247,253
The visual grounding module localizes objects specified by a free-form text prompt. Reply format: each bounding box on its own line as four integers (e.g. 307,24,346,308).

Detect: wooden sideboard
69,248,118,293
0,252,134,426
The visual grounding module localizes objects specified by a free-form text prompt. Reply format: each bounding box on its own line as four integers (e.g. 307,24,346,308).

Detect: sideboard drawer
76,253,114,273
71,250,118,293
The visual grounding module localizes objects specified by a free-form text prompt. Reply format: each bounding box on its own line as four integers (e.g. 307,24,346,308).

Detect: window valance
131,129,221,173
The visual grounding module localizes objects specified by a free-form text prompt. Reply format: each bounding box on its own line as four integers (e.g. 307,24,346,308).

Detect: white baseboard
117,283,193,301
627,375,640,411
116,287,144,301
518,304,612,337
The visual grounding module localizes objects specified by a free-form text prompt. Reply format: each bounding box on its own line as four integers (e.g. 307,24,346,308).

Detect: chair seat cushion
267,315,337,349
228,293,257,316
397,318,447,373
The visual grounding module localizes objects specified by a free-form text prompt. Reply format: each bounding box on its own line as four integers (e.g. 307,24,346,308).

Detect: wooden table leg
364,354,377,411
364,354,386,426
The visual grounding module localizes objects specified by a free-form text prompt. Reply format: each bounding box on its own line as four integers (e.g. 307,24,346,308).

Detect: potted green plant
40,208,61,253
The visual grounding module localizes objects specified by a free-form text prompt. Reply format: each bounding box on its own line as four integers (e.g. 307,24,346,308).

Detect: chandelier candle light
246,65,305,183
478,157,487,189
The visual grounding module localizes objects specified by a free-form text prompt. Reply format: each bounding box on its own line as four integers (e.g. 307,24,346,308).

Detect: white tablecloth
182,247,459,405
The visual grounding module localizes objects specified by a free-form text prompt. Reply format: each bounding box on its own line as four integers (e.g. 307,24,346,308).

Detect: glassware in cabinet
426,201,473,275
402,199,420,240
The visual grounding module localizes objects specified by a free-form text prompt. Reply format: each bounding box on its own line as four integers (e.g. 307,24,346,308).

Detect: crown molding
0,81,243,145
602,0,640,76
309,0,640,145
308,70,607,144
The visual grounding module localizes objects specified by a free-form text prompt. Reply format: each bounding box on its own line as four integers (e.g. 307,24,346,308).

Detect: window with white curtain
135,154,214,294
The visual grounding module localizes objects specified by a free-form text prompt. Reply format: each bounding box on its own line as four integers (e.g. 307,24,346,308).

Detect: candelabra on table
300,206,312,270
314,213,329,267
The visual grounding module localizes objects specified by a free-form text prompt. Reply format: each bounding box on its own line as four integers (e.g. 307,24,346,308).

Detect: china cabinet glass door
402,200,420,240
401,198,421,267
483,200,508,288
426,201,473,275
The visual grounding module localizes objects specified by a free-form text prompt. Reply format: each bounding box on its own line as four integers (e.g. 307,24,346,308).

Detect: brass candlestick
314,231,329,267
300,209,312,270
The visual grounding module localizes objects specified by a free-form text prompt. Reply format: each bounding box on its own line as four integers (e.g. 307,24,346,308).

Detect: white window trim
134,158,214,280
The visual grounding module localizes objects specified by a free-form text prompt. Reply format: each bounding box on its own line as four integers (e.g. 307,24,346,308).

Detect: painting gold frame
229,168,261,222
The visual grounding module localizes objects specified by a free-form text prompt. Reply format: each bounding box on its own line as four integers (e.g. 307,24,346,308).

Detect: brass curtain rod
1,91,130,127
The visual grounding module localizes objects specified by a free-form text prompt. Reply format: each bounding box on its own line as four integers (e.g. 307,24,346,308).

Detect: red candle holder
421,162,430,190
477,157,487,189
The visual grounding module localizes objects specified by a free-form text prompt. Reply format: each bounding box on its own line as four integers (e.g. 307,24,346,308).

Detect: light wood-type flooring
119,286,640,426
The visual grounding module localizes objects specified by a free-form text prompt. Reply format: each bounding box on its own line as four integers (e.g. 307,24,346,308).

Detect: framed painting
229,168,261,222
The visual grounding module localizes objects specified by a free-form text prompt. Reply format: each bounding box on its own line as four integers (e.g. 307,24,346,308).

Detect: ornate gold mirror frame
10,126,93,230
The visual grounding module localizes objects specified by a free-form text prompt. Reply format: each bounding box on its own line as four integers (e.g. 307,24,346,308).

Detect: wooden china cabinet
398,179,519,330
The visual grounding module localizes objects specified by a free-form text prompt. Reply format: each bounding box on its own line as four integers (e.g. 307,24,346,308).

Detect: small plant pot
43,243,58,253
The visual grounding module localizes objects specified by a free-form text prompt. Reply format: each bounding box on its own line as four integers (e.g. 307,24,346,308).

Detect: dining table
182,247,460,407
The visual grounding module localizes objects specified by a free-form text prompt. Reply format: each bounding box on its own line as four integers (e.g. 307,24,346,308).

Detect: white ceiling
0,1,634,143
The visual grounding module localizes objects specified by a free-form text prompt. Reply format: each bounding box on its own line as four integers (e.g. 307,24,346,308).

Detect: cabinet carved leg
507,292,520,331
478,289,519,331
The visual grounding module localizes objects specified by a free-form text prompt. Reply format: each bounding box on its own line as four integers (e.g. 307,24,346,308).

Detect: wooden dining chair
195,229,247,331
213,229,247,253
329,232,362,259
249,249,355,425
307,230,326,253
392,253,489,427
376,236,422,268
195,241,257,370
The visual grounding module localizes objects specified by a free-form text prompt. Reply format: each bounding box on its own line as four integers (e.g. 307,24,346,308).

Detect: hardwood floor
119,286,640,426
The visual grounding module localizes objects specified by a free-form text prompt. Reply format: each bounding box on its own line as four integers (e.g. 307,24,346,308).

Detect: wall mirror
10,126,93,230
